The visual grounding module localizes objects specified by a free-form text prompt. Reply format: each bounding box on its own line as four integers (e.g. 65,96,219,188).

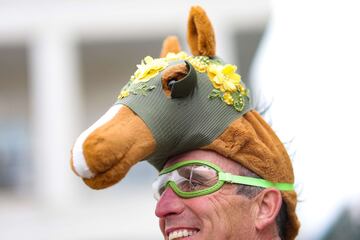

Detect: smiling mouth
168,229,199,240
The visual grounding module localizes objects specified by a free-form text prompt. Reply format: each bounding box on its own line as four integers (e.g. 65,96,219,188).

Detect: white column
29,30,82,206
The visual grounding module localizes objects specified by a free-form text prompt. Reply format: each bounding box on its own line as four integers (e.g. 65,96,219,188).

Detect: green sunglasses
152,160,294,200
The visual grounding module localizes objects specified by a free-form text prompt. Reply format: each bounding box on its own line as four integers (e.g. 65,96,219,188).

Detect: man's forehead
164,149,241,173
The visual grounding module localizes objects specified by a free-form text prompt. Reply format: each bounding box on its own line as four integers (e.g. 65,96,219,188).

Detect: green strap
219,172,294,191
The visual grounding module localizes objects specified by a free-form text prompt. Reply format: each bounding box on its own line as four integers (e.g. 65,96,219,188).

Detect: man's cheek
210,195,252,236
185,198,220,237
206,196,234,235
159,219,166,237
224,197,257,239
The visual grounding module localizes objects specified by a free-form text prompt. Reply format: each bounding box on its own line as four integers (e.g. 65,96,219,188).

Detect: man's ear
254,189,283,232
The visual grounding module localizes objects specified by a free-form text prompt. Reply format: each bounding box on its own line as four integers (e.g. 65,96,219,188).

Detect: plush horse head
70,6,299,239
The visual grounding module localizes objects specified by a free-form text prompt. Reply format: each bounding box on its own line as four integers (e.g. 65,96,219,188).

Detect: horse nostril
168,79,177,89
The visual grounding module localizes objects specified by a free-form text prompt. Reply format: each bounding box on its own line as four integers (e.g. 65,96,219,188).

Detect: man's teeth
168,229,198,240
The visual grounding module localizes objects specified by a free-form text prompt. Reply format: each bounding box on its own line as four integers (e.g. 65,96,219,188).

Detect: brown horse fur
187,6,216,56
160,36,182,58
80,106,156,189
70,5,299,239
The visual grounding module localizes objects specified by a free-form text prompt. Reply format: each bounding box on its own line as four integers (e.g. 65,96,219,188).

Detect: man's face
155,150,258,240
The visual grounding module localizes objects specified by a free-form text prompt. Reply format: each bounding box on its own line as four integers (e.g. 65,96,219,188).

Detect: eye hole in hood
161,61,197,98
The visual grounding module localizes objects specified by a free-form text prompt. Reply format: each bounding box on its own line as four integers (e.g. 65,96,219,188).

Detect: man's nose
155,187,185,218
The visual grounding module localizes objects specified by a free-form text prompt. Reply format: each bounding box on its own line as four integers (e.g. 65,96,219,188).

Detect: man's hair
236,165,288,240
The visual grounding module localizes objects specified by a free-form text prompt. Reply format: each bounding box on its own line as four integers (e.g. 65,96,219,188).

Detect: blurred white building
0,1,270,239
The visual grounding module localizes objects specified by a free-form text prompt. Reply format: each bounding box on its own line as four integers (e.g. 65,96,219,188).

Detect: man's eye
189,180,205,190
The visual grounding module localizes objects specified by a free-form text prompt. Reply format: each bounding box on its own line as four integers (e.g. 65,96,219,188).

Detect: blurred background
1,0,359,239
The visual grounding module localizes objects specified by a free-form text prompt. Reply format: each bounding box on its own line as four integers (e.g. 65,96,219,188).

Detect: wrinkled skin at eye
176,165,218,192
155,150,258,240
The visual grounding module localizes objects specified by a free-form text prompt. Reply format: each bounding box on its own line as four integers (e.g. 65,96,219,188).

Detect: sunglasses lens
152,164,219,200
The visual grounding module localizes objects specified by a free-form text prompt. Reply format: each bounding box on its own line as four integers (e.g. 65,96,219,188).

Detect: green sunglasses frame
158,160,294,199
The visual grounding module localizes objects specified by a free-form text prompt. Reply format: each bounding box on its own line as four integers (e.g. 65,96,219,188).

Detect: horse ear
187,6,216,56
160,36,182,58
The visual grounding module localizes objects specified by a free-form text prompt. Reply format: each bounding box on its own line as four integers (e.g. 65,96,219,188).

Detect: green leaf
208,89,222,99
128,82,156,96
147,85,156,91
232,92,245,112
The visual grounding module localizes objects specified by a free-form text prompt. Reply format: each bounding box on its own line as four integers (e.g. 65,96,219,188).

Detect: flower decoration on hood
207,63,248,111
208,64,241,92
164,51,189,61
132,56,168,83
118,56,168,99
118,52,248,112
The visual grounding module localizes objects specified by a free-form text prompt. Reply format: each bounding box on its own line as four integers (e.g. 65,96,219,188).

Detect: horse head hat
70,6,300,239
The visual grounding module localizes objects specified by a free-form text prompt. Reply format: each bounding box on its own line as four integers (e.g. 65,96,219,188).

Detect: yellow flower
207,64,221,85
237,83,246,94
165,51,188,61
207,64,242,93
132,56,168,83
189,57,208,72
118,90,129,99
223,92,234,105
